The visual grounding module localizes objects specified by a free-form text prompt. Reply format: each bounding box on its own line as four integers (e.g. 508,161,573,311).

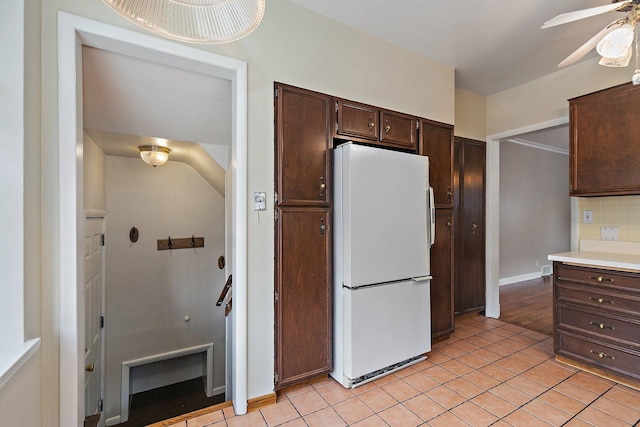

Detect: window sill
0,338,41,390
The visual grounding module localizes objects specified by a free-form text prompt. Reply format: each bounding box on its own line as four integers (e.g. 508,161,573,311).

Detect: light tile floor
171,315,640,427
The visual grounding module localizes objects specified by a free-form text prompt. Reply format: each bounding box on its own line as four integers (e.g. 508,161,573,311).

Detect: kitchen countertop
548,240,640,272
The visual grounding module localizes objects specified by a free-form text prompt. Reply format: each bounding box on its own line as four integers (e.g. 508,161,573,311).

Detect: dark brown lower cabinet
453,137,486,315
274,207,332,389
431,209,454,339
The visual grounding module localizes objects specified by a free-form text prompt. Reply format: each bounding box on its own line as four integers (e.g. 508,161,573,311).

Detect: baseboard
499,271,541,287
247,392,277,412
212,385,226,396
105,415,121,427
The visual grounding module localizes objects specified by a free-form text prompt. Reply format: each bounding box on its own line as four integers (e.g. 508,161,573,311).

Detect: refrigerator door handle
428,186,436,246
412,275,433,282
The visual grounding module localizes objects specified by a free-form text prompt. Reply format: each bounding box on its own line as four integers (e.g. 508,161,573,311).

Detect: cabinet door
336,99,379,142
275,207,332,389
454,138,486,314
419,119,454,207
275,84,332,205
431,209,454,339
379,110,418,151
570,83,640,196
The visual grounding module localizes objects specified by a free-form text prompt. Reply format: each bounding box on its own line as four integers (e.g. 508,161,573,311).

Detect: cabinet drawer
556,282,640,316
556,263,640,293
556,331,640,383
557,304,640,348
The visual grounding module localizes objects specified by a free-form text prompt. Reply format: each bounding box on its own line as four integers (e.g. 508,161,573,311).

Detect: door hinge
274,192,278,204
335,122,339,132
100,316,105,329
335,100,338,112
100,234,105,246
274,290,279,303
416,121,420,130
98,399,103,412
274,372,279,385
274,87,278,98
274,209,279,221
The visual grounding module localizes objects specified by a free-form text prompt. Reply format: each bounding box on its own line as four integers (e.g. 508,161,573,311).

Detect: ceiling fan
542,0,640,82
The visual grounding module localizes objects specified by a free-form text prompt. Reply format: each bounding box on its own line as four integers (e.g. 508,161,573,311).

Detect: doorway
58,12,248,427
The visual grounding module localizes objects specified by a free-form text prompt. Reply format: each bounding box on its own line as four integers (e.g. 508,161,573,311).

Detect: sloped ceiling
82,46,231,196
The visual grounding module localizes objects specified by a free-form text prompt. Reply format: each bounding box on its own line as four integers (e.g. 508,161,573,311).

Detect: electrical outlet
253,192,266,211
583,210,593,224
600,226,619,241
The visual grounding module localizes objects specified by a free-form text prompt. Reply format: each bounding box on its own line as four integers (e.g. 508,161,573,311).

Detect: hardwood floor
499,275,553,336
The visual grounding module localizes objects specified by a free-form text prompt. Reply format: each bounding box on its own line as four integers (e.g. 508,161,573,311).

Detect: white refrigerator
331,142,434,388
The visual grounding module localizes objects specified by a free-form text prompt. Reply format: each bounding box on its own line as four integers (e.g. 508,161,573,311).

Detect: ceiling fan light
599,45,633,67
139,145,171,167
596,24,635,58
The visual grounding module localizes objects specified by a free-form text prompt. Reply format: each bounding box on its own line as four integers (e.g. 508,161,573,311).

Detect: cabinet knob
589,296,614,304
368,119,375,133
589,275,614,283
384,120,391,134
590,350,615,360
589,321,615,330
319,218,326,236
85,364,95,372
447,220,452,228
446,189,452,200
471,220,477,234
319,177,326,197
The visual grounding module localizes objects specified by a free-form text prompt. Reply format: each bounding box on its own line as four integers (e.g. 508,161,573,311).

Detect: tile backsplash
579,196,640,242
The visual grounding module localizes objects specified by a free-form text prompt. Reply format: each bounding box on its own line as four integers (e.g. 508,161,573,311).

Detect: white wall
104,156,226,420
83,133,107,211
499,141,570,282
455,88,486,141
37,0,455,412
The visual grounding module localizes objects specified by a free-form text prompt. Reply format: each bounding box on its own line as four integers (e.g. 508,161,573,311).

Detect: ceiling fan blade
557,19,625,67
541,1,631,29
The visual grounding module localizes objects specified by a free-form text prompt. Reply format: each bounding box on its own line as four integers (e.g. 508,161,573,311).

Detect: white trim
0,338,41,390
485,116,569,319
498,272,542,287
506,138,569,156
119,344,214,424
84,209,107,219
58,12,249,426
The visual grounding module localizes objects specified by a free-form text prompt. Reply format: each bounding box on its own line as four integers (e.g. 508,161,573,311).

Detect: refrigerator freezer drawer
343,279,431,380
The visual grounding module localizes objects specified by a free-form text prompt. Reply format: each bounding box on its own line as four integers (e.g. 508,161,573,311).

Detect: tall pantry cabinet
274,83,333,390
419,120,455,340
453,137,486,315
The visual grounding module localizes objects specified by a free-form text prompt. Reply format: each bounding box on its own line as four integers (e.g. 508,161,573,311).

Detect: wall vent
541,265,552,276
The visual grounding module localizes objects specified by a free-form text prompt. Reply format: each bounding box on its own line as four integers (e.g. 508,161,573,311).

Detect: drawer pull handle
589,275,614,283
590,350,615,360
589,321,615,330
589,297,614,304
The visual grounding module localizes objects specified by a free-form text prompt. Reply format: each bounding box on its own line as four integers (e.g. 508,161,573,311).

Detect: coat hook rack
157,235,204,250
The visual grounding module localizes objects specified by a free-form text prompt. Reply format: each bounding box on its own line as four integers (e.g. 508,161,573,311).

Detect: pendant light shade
103,0,266,44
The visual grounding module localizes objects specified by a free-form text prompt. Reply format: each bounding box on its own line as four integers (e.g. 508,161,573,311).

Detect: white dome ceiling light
103,0,266,44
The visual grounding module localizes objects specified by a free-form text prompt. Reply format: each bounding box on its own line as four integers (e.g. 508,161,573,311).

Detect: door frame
485,116,576,319
58,12,249,425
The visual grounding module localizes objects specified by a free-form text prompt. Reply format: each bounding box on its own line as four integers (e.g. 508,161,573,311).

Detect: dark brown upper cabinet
275,84,332,206
570,82,640,196
335,99,379,142
379,110,418,151
419,119,454,208
335,99,418,151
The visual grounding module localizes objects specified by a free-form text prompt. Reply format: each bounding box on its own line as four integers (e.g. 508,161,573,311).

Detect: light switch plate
254,192,266,211
583,210,593,224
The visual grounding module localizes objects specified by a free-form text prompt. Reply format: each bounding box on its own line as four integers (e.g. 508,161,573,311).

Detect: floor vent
541,265,552,276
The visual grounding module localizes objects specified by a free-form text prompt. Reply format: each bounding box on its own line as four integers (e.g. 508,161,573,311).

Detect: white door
85,216,105,420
